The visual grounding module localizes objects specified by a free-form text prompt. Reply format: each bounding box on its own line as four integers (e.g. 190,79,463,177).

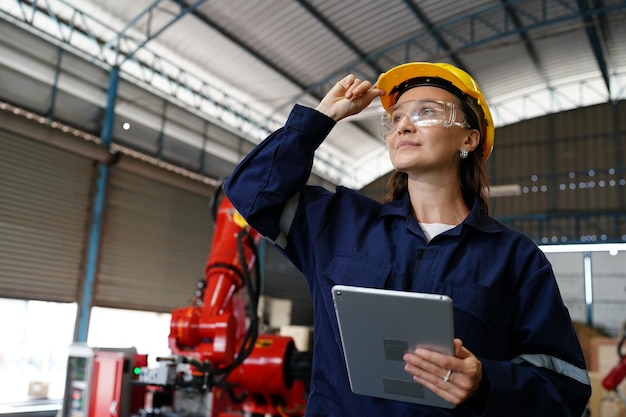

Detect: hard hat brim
376,62,476,110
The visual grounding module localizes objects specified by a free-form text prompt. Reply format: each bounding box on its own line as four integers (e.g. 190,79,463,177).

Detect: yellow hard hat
376,62,494,161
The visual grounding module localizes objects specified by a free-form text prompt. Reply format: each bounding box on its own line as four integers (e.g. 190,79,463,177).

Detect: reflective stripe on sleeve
272,192,301,249
512,354,590,385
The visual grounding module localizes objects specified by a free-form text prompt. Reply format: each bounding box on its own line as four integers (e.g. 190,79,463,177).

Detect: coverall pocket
451,282,512,356
452,282,511,328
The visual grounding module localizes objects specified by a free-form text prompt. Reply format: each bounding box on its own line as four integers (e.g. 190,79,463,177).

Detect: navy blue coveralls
223,104,591,417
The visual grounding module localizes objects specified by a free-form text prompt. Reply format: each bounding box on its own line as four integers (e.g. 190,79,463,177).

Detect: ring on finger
443,369,452,383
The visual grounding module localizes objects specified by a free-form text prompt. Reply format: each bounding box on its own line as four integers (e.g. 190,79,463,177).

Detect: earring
460,149,468,159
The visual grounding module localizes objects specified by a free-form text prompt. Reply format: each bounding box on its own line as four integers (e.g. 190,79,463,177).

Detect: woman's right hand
315,74,384,122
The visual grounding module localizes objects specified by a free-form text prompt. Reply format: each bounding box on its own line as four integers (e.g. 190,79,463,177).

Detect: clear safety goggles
381,99,470,138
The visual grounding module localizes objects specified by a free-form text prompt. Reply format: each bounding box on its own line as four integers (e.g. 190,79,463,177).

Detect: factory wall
0,109,313,325
491,100,626,244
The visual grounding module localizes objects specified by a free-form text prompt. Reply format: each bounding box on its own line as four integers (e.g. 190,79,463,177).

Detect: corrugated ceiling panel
470,44,545,103
536,32,599,85
315,0,414,62
0,65,54,118
193,1,347,85
245,4,357,82
606,12,626,72
0,129,93,302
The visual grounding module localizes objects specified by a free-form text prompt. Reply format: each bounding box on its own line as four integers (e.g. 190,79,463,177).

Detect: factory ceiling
1,0,625,188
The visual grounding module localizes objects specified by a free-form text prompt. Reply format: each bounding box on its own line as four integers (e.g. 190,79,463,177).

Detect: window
0,299,171,406
88,307,172,367
0,299,76,403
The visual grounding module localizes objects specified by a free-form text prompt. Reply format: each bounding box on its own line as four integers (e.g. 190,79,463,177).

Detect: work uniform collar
379,192,505,235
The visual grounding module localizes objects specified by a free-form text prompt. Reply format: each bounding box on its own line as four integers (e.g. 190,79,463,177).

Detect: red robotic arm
166,194,309,416
169,195,261,364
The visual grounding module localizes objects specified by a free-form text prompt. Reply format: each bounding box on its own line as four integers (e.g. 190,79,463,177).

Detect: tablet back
331,284,455,409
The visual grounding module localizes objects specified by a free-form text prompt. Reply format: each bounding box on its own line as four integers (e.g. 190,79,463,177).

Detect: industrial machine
602,322,626,406
135,191,311,417
62,189,310,417
61,344,147,417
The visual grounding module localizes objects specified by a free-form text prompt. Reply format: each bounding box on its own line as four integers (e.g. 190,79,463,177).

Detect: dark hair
383,154,490,215
383,96,491,214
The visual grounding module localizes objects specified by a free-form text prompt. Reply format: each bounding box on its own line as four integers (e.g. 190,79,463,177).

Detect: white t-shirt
419,222,456,242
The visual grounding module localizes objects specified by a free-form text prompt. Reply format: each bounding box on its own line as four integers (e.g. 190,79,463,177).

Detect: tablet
331,284,455,409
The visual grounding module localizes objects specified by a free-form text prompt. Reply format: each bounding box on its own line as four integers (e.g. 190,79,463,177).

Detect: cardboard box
588,372,626,417
280,325,313,352
588,336,626,417
574,321,610,369
258,296,292,328
590,337,622,373
27,380,49,398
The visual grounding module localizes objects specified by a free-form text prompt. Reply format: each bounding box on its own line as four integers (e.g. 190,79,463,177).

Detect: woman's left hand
403,338,483,405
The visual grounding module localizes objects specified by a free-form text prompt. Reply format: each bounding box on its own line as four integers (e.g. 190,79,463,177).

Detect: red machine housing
61,345,147,417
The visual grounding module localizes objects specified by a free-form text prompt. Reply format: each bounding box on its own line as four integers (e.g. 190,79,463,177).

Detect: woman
223,62,591,416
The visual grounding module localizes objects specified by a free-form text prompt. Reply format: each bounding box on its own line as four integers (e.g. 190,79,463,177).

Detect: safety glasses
381,99,469,138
